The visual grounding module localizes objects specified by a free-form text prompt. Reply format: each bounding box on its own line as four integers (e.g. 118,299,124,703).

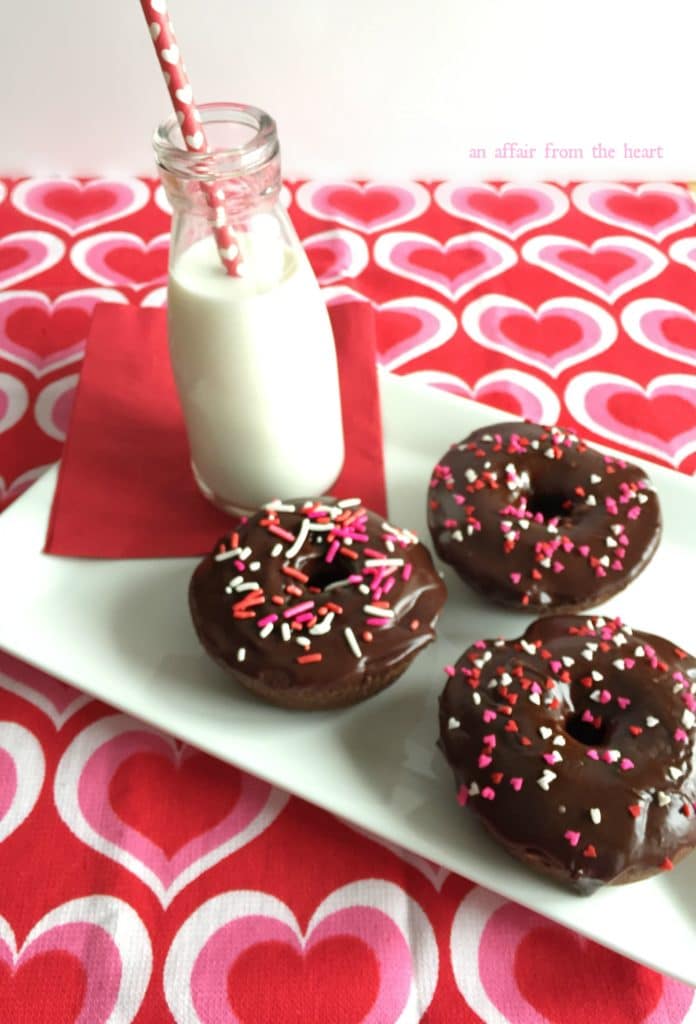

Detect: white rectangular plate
1,372,695,985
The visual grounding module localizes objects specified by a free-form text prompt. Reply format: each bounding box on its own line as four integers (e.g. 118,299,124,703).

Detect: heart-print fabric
164,881,438,1024
462,294,617,376
0,372,28,434
303,229,369,283
0,650,91,728
374,231,517,300
404,368,561,423
565,371,696,464
0,722,43,844
573,183,696,241
669,236,696,274
622,298,696,367
296,181,431,233
374,296,457,370
0,897,151,1024
54,714,288,906
0,288,126,376
0,231,65,290
522,234,667,301
33,373,79,441
451,888,695,1024
70,231,169,289
11,178,150,236
435,182,569,238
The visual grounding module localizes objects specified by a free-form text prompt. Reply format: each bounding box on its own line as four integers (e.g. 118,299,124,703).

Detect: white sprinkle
682,709,695,729
472,692,481,706
591,670,604,682
657,791,671,807
310,612,335,636
581,649,594,661
586,494,597,506
358,584,371,595
452,529,464,542
553,735,566,747
606,749,620,763
240,546,252,560
605,536,617,548
590,474,602,484
633,645,645,658
214,547,241,562
613,659,625,671
464,468,477,482
281,622,292,642
599,555,610,567
265,500,296,512
590,807,601,824
224,575,244,594
237,582,261,592
270,543,283,557
646,715,659,728
561,656,575,667
469,781,480,796
669,765,684,781
338,497,362,508
344,626,362,658
363,605,394,618
259,622,274,639
529,692,541,706
236,647,246,662
447,716,461,730
500,672,512,685
285,517,311,559
537,769,557,790
544,448,556,459
613,632,627,646
590,689,602,702
295,635,311,649
249,560,261,571
539,726,553,740
364,558,404,568
520,640,537,655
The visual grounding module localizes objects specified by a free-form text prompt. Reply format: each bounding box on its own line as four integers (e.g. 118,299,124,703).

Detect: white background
2,0,695,179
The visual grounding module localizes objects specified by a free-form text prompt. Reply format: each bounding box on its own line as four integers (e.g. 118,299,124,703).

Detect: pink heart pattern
164,881,438,1023
435,182,569,238
374,231,517,300
573,183,696,241
565,371,696,465
0,288,126,377
0,464,52,507
522,234,667,301
405,368,561,423
669,236,696,274
622,298,696,368
33,373,79,442
0,651,91,729
0,231,65,290
0,722,44,844
54,715,289,906
70,231,170,289
0,896,151,1023
296,181,430,233
374,296,457,370
11,177,150,236
462,294,617,376
451,888,694,1024
302,229,369,283
0,372,28,435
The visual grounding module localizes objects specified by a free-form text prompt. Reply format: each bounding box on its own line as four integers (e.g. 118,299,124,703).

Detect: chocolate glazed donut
427,422,661,611
438,615,696,894
190,498,447,709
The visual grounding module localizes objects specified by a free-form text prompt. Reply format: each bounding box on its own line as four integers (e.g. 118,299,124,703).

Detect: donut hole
295,553,353,592
564,710,610,746
525,489,576,521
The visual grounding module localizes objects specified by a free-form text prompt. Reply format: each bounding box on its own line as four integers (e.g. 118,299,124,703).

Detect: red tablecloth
1,177,695,1022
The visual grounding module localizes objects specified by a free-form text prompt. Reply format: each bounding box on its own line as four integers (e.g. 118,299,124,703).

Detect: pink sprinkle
234,559,246,572
474,640,487,649
510,777,524,791
564,830,581,847
324,539,341,563
283,600,315,619
561,538,574,552
482,710,498,723
444,665,456,677
578,544,591,557
481,787,496,801
482,733,497,748
627,506,641,520
620,758,635,771
295,612,315,623
624,658,635,670
453,494,466,505
530,682,543,695
581,710,594,723
595,566,607,578
401,563,413,582
550,659,562,673
611,559,624,571
587,749,600,760
601,750,616,763
256,614,278,629
600,689,612,704
617,696,631,709
366,617,390,627
348,574,364,584
478,754,493,769
543,753,557,765
675,728,688,743
457,785,468,807
552,561,565,573
509,572,522,584
605,497,618,515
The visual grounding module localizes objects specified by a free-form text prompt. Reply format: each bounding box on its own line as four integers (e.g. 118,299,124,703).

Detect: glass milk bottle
154,103,344,514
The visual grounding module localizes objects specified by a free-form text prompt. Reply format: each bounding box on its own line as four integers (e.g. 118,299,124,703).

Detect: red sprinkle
296,653,323,665
627,804,641,818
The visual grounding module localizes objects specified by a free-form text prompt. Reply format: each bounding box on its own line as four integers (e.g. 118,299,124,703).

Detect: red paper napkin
45,301,386,558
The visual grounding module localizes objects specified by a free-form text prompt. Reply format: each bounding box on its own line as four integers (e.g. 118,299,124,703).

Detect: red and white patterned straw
140,0,240,276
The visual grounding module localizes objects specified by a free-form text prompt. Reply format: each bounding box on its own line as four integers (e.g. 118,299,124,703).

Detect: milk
168,234,344,512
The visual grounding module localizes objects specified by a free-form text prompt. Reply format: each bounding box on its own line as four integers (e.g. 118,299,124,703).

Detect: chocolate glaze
439,615,696,893
190,498,447,709
427,422,661,611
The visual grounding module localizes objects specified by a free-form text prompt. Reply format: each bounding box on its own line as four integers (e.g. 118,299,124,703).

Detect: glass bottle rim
153,102,278,180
